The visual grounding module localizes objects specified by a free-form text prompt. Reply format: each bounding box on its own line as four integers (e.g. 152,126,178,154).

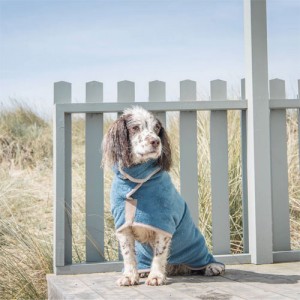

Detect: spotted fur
102,106,171,170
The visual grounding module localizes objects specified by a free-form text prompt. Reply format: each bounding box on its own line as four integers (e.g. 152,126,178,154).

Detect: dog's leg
146,233,171,286
116,228,139,286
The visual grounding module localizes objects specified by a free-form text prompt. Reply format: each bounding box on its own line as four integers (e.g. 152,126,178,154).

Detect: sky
0,0,299,117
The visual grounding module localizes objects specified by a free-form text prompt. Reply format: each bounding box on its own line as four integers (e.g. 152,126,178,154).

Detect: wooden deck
47,262,300,299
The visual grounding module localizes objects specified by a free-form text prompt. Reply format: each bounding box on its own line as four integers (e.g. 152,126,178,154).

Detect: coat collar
113,159,160,181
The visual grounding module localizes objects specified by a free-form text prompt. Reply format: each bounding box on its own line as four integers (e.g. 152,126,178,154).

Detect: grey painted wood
149,80,166,102
54,82,72,267
54,81,72,104
85,82,105,262
117,80,135,103
49,262,300,299
269,99,300,109
55,261,123,275
149,80,166,126
117,81,135,260
54,253,252,275
179,80,199,226
214,253,251,265
240,79,249,254
273,250,300,263
269,79,291,251
210,80,230,255
56,100,248,114
86,81,103,103
53,250,300,275
244,0,273,264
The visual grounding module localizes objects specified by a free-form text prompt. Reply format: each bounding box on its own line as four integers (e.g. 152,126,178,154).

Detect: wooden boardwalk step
47,262,300,299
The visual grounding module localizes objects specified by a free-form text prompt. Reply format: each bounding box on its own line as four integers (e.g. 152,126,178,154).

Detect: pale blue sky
0,0,299,116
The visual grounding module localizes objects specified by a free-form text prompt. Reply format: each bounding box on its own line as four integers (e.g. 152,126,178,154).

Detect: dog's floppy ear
157,121,172,171
102,116,132,167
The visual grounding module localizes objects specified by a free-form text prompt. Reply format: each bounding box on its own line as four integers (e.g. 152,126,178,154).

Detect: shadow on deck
47,262,300,299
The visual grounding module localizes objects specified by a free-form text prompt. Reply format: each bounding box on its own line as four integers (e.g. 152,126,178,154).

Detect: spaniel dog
102,106,225,286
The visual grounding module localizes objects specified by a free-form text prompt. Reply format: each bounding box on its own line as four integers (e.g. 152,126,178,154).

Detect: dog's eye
154,124,161,133
132,126,140,132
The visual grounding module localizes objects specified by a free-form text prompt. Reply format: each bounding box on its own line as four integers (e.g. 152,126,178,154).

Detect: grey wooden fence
53,0,300,275
53,77,300,275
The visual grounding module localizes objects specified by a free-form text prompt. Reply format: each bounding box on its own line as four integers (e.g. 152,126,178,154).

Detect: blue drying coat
110,159,220,271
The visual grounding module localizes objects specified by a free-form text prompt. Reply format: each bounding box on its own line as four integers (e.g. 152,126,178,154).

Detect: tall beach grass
0,104,299,299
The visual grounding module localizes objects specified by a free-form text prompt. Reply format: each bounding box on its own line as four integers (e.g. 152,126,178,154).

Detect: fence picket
149,80,166,126
241,79,249,253
210,79,230,255
117,80,135,103
85,81,105,262
117,80,135,260
54,81,72,266
270,79,291,251
179,80,199,225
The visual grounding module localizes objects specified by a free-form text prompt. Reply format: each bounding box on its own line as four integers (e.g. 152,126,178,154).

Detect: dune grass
0,105,299,299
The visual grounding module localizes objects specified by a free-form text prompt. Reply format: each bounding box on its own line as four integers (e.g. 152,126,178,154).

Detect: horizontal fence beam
55,250,300,275
55,254,252,275
273,251,300,263
269,99,300,109
55,262,123,275
56,100,248,114
55,100,300,115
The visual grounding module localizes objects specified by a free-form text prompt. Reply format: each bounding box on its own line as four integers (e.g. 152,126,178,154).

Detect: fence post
85,81,105,262
210,79,230,255
53,81,72,269
244,0,273,264
149,80,166,126
179,80,199,225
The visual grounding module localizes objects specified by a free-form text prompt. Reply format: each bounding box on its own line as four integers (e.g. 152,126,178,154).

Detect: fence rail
53,78,300,275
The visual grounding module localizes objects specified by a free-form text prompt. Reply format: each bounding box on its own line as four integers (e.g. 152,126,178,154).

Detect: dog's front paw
204,263,225,276
117,271,139,286
145,272,166,286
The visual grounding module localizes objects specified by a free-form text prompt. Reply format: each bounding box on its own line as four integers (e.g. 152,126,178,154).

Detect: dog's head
102,106,172,170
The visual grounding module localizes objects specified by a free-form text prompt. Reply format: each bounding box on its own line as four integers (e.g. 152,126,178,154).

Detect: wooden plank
47,274,104,300
54,253,252,275
269,99,300,109
214,253,251,265
244,0,273,264
49,262,300,299
54,82,72,268
273,250,300,263
179,80,199,225
85,82,105,262
149,80,166,126
240,79,249,253
210,80,230,255
117,81,135,260
117,80,135,103
64,113,72,265
55,261,123,275
269,79,291,252
56,100,248,114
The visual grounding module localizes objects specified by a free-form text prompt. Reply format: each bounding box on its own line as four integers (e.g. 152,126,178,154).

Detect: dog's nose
150,138,160,148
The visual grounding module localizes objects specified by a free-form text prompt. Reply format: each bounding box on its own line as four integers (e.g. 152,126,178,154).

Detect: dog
102,106,225,286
